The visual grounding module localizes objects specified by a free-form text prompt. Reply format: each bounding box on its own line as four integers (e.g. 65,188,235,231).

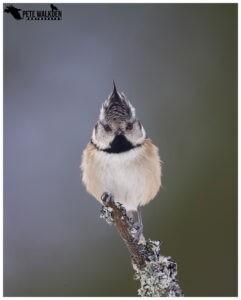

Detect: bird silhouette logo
4,5,22,20
50,4,58,11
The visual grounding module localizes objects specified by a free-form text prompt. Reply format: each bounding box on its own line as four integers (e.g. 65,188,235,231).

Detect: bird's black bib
104,134,134,154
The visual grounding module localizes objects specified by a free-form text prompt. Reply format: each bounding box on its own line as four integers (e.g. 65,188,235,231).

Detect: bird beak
116,128,123,135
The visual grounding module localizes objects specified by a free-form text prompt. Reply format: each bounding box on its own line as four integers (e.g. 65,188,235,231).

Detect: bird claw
133,222,143,242
101,192,114,206
101,192,108,201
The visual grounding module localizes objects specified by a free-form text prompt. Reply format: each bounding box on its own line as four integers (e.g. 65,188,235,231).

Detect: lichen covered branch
100,193,183,297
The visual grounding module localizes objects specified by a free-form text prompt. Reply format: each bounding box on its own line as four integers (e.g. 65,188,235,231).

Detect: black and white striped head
91,83,146,153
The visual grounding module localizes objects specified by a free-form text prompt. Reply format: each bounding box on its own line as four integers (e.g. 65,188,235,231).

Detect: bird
81,82,162,240
4,5,22,20
50,4,58,11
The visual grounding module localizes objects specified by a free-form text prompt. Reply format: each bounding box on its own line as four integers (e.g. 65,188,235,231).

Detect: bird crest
100,82,135,123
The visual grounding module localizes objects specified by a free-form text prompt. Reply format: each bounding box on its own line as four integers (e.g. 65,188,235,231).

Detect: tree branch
100,193,184,297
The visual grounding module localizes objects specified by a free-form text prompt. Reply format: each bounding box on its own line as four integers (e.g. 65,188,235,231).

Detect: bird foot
133,222,143,242
126,211,134,222
101,192,114,206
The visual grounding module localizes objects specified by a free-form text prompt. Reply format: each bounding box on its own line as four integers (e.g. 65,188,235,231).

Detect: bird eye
104,124,112,132
126,123,133,130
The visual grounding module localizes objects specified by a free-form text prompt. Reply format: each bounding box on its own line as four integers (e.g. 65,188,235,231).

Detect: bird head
91,83,146,153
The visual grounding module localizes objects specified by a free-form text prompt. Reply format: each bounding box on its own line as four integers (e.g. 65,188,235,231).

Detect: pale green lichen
100,205,114,225
100,201,183,297
133,240,183,297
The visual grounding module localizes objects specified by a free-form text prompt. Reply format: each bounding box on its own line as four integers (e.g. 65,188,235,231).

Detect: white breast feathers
81,139,161,211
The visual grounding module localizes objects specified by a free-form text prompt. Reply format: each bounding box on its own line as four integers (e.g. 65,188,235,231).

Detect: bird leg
134,205,143,241
126,211,134,221
101,192,114,205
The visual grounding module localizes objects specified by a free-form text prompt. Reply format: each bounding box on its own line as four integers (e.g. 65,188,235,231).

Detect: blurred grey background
4,3,237,297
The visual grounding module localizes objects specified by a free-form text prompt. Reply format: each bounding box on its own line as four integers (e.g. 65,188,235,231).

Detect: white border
0,0,239,3
1,1,238,299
